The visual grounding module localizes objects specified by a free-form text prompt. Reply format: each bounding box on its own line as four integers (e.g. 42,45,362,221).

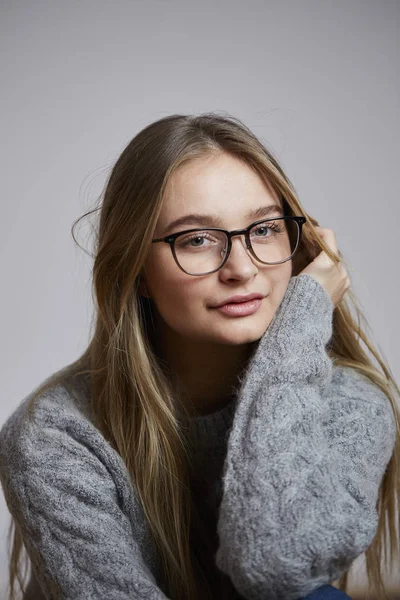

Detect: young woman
0,113,399,600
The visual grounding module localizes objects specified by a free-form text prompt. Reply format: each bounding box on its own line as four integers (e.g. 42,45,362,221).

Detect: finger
315,227,339,256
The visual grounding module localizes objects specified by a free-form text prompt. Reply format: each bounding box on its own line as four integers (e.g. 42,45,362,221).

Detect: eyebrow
162,203,284,235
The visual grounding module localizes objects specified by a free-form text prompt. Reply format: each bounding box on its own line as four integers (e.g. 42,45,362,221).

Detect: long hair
6,112,400,600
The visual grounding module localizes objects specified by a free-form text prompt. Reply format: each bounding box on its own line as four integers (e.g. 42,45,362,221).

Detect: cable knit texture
0,274,396,599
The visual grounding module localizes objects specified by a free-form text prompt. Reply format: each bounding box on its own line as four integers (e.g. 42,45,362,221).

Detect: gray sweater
0,274,396,600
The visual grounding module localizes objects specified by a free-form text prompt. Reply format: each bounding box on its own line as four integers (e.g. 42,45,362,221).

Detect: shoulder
0,375,89,450
0,375,125,494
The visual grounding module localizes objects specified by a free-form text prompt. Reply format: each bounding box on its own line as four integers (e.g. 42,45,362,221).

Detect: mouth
211,297,263,317
212,293,264,308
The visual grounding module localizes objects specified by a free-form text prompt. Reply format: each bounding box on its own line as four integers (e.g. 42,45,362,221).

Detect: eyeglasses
151,215,306,276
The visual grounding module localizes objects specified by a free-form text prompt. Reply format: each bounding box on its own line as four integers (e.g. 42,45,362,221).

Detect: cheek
257,266,291,313
168,288,195,312
145,253,182,298
151,277,201,323
154,290,205,339
269,271,292,309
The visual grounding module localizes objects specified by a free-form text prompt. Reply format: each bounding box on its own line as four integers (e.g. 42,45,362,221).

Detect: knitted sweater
0,274,396,600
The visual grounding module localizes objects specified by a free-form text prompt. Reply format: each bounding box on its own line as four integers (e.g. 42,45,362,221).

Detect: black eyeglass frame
151,215,307,276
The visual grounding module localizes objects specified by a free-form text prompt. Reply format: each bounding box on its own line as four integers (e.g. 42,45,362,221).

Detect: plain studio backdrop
0,0,399,596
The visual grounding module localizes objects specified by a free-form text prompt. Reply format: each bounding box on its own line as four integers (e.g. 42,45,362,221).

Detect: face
139,152,293,349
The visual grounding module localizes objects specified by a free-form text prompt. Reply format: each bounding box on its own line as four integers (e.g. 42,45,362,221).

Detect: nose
219,234,258,277
221,233,252,258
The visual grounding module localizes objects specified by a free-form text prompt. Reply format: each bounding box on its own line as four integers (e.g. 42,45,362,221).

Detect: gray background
1,0,399,595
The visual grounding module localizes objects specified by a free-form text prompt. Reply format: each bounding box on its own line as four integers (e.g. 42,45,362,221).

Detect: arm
215,274,396,600
0,394,168,600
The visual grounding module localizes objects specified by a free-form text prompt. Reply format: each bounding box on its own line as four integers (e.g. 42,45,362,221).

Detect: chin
212,320,270,346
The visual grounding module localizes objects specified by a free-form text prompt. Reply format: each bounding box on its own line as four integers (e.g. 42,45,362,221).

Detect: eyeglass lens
173,218,300,275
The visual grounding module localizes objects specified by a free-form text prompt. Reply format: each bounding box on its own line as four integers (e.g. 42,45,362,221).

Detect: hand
297,227,350,308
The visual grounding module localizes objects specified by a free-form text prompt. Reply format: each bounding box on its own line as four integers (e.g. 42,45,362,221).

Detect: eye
177,232,216,249
253,221,284,237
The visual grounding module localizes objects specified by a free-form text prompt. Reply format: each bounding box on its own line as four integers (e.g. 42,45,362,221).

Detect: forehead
160,153,280,219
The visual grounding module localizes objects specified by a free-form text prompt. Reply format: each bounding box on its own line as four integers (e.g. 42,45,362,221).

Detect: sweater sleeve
215,273,397,600
0,393,169,600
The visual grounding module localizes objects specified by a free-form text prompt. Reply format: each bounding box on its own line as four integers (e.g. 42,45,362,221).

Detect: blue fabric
301,584,352,599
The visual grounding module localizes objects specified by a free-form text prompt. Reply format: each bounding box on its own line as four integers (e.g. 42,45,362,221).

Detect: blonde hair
6,112,400,600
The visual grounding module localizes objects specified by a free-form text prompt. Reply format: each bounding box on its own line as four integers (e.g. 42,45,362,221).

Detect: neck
151,319,258,416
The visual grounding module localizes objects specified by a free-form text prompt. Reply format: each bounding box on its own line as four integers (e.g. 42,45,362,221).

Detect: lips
213,293,264,308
